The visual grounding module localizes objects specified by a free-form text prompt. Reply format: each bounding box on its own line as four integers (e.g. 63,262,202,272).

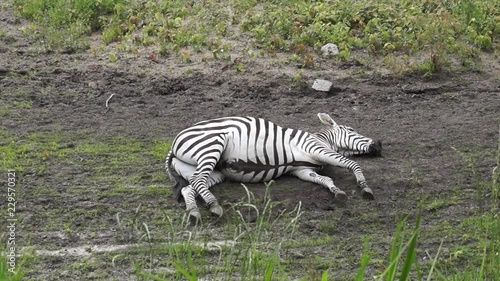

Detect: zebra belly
217,158,321,183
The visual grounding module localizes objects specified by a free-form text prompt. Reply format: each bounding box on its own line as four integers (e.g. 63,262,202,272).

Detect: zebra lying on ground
165,113,382,220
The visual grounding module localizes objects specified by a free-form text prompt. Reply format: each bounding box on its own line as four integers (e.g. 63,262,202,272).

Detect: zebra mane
313,128,338,152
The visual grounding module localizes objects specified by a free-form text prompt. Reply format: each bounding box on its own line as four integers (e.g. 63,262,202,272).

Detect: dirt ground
1,7,500,281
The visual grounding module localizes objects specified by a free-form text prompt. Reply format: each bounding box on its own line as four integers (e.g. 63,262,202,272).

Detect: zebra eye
345,127,355,132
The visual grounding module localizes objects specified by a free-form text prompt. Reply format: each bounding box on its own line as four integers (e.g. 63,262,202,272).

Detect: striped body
166,114,382,220
173,117,323,183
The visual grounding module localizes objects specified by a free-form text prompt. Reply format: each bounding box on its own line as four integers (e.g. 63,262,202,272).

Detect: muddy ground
1,7,500,281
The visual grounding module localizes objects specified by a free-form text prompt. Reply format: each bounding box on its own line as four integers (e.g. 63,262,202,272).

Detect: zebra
165,113,382,220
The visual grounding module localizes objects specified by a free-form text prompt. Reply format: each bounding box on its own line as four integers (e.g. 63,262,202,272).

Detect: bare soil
1,7,500,281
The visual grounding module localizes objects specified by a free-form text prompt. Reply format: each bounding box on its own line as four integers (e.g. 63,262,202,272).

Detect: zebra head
317,113,382,157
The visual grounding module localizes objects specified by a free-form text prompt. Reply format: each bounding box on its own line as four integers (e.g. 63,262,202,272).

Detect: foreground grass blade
174,263,197,281
399,212,421,281
321,269,329,281
386,219,406,280
136,270,169,281
479,244,487,281
355,241,371,281
264,258,274,281
426,240,443,281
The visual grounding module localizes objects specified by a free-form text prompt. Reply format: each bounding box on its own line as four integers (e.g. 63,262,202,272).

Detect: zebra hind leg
181,185,201,221
184,130,227,217
190,175,224,217
171,157,226,218
181,172,224,220
166,152,189,202
204,170,225,216
187,171,226,217
173,175,189,203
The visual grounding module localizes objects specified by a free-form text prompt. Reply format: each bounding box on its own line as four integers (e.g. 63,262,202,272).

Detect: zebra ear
317,113,339,128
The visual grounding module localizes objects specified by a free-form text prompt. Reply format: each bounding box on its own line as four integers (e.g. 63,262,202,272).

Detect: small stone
312,79,333,92
88,81,98,89
0,43,8,53
321,43,339,56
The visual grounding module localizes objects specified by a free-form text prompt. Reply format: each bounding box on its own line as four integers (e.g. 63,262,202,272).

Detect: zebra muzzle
367,140,383,157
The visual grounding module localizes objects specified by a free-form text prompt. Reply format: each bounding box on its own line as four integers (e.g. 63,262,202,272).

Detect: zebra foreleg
291,169,348,202
314,154,375,200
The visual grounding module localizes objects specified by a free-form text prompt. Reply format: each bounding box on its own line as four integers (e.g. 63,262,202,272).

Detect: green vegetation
13,0,123,52
12,0,500,73
0,240,26,281
426,196,461,212
106,182,307,280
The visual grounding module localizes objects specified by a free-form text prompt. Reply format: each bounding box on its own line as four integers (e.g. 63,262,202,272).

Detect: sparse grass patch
2,131,169,187
0,30,7,41
149,139,172,160
434,213,500,279
74,136,143,155
283,236,332,249
0,237,32,281
11,101,31,109
0,129,63,172
120,182,307,280
318,217,340,235
426,196,461,212
0,104,10,117
452,145,495,212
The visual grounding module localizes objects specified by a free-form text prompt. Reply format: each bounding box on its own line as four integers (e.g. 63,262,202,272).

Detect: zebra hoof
334,191,348,203
188,209,202,222
361,188,375,200
209,203,223,217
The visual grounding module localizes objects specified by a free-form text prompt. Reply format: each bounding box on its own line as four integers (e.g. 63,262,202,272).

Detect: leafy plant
12,0,499,72
13,0,124,51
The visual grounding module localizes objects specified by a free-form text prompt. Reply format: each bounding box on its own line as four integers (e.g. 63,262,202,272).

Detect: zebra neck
312,131,337,151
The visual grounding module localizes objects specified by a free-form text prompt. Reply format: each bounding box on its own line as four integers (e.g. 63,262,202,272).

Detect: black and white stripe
165,113,382,220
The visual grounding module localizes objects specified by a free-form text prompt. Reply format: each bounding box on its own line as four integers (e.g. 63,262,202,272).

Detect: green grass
0,130,171,176
11,0,499,73
13,0,124,52
425,196,461,212
0,236,34,281
124,185,499,281
123,182,306,281
11,101,31,109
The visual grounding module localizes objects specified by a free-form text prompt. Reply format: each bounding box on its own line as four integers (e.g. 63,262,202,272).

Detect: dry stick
494,124,500,199
105,93,115,114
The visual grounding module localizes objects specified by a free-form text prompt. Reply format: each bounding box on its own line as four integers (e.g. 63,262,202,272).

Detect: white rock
312,79,333,92
88,81,98,89
321,43,339,56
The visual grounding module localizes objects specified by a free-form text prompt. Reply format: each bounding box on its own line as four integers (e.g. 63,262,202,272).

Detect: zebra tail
165,151,188,203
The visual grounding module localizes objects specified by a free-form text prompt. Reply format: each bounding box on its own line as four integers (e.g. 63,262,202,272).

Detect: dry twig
105,93,115,114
